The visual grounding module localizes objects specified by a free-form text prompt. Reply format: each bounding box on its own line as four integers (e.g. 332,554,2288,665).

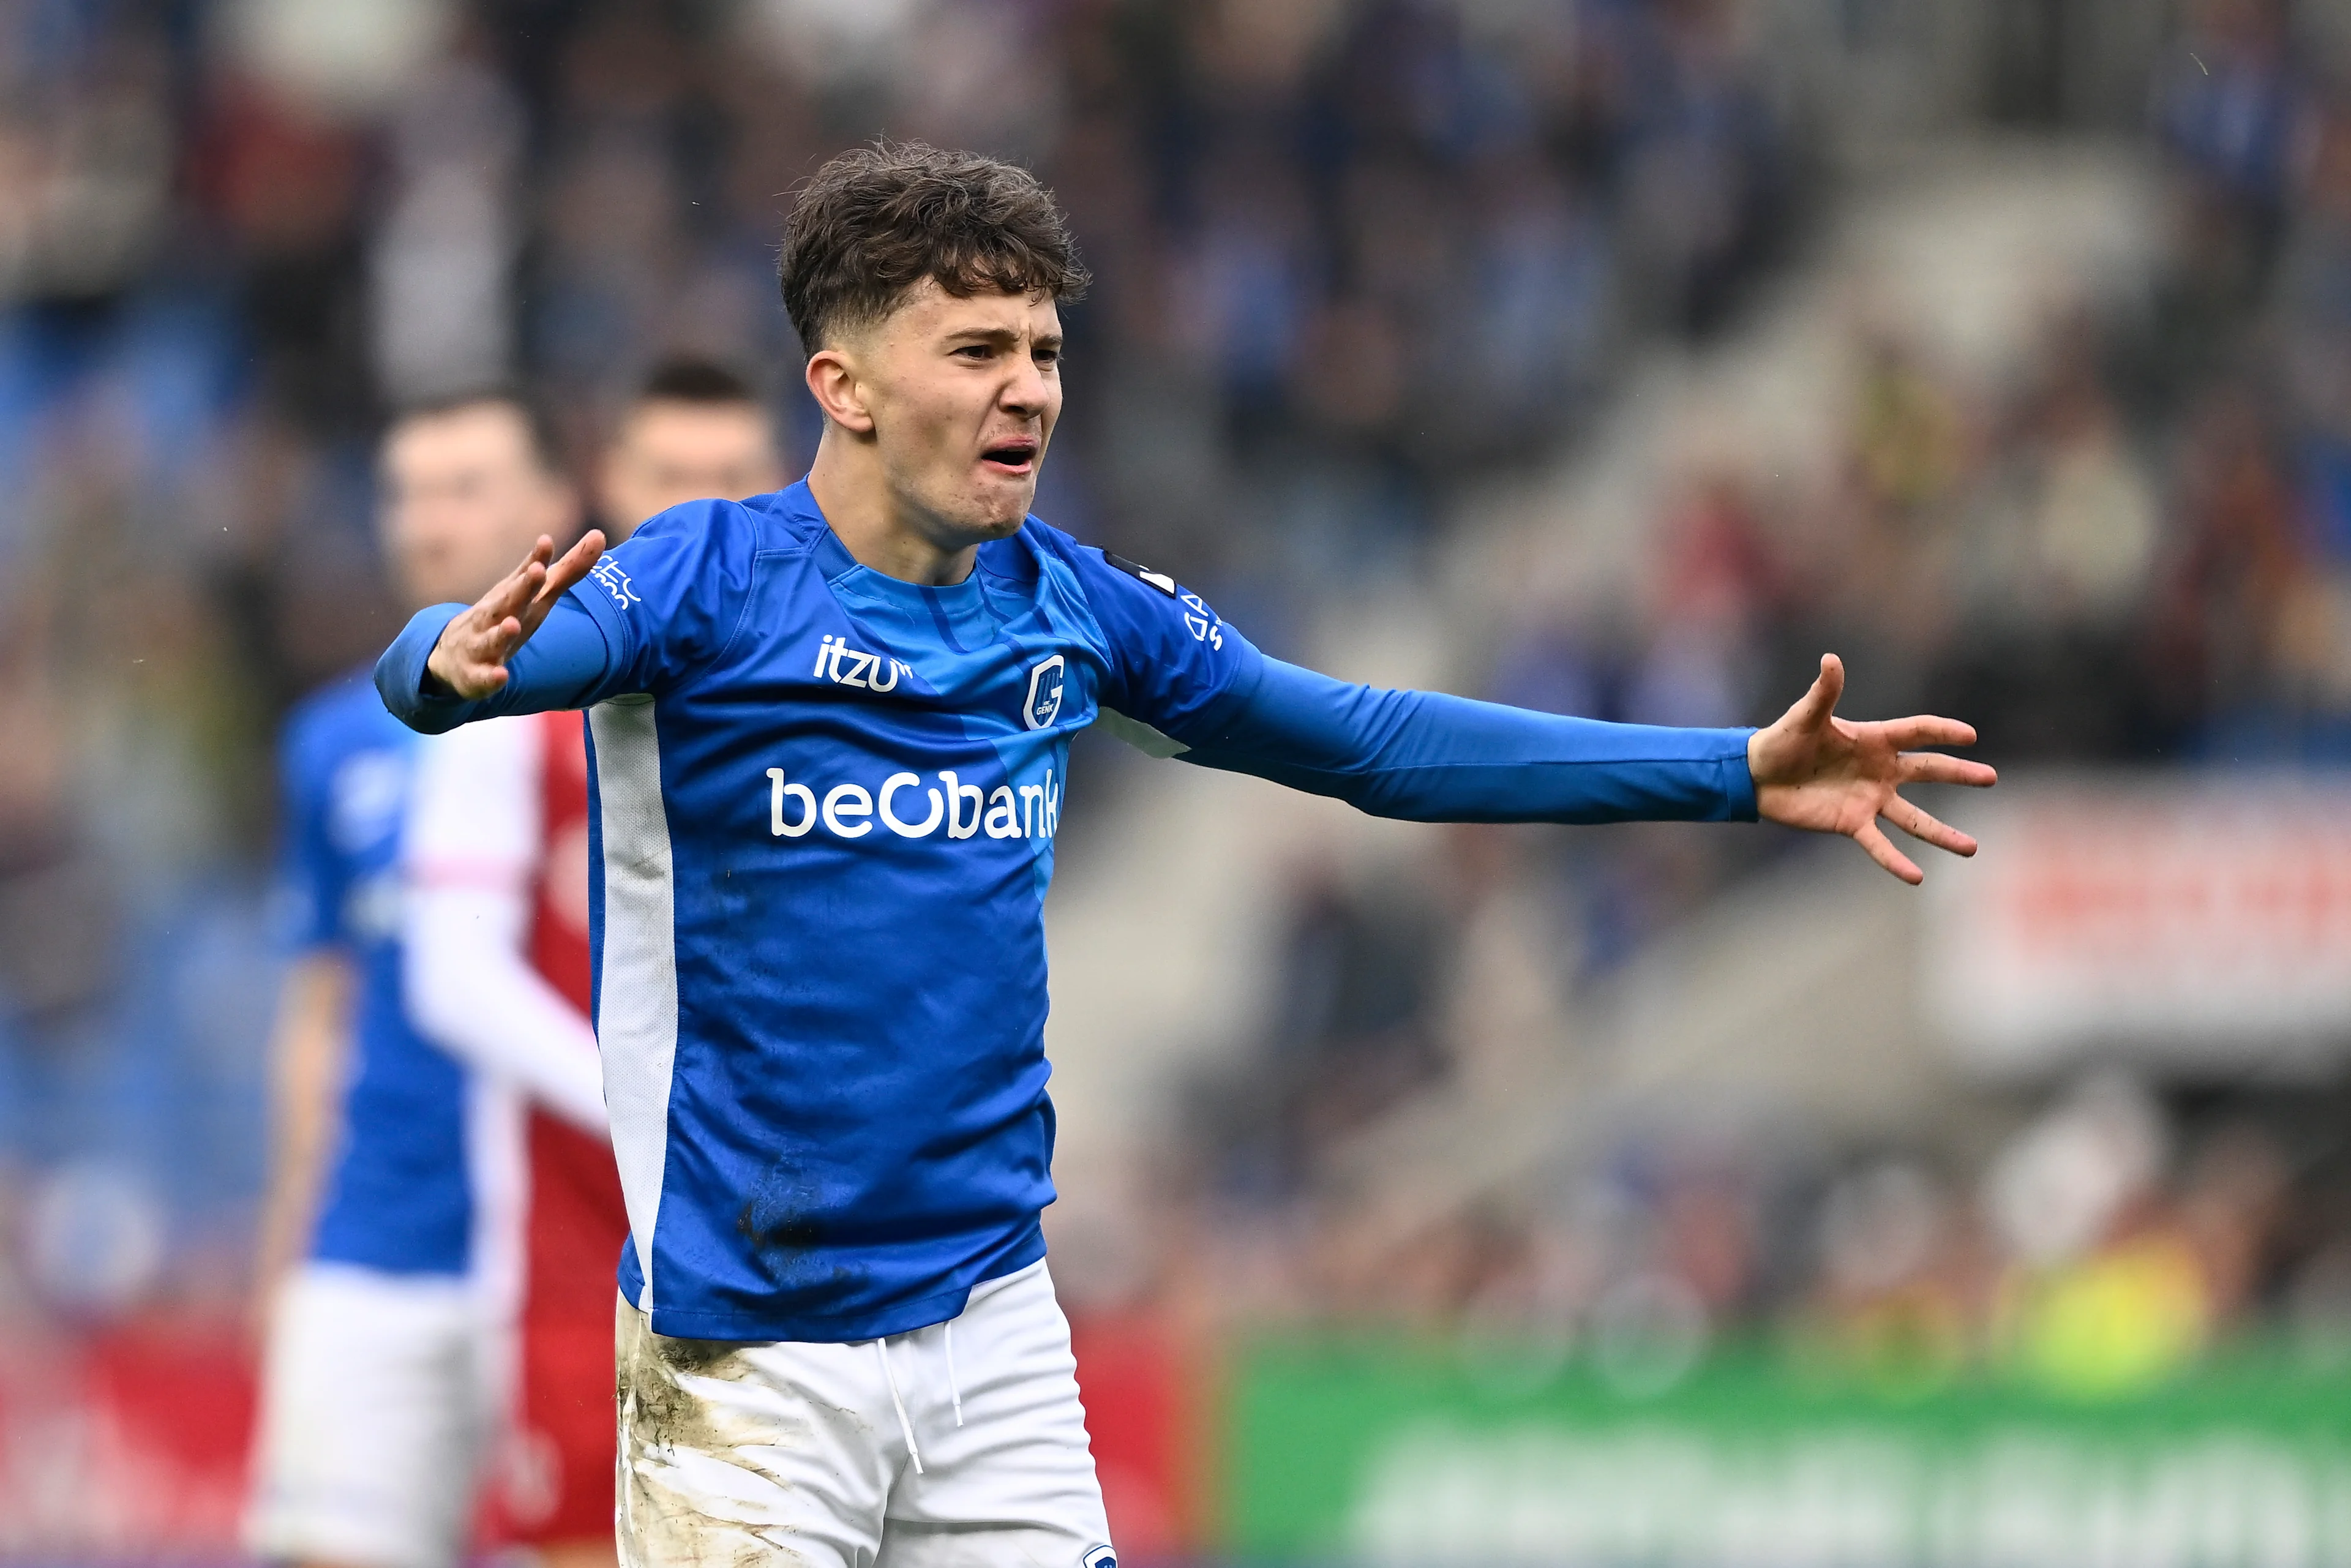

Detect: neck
806,431,978,587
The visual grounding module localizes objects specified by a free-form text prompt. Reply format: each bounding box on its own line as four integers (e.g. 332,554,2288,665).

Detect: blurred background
7,0,2351,1558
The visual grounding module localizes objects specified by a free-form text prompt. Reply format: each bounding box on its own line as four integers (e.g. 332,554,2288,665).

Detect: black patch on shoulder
1103,550,1179,596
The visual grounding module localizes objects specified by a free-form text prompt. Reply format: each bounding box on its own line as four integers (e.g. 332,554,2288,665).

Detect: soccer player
400,361,782,1566
373,144,1995,1562
250,392,577,1568
595,356,789,540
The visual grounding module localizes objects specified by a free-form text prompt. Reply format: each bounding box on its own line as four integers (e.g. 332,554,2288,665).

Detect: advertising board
1226,1340,2351,1566
1923,779,2351,1073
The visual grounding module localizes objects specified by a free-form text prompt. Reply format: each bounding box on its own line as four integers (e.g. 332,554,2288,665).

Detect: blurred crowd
5,0,2350,1400
1177,0,2351,1379
1183,1066,2351,1400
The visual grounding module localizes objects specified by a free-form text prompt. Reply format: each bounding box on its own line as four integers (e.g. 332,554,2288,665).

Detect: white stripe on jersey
588,696,680,1313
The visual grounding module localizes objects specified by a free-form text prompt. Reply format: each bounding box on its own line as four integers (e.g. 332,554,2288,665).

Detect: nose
1002,350,1049,417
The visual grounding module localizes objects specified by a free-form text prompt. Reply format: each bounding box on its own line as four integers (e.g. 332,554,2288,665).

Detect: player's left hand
1746,653,1996,885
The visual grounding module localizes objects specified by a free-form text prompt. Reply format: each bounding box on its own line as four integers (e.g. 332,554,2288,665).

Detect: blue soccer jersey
580,484,1255,1341
277,672,474,1275
379,479,1759,1341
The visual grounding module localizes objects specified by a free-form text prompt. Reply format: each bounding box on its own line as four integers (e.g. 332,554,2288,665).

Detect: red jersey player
403,359,784,1566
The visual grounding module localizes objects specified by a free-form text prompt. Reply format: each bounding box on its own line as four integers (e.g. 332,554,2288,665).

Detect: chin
962,490,1035,537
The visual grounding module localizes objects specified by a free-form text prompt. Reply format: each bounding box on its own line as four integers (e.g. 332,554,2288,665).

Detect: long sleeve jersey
376,480,1756,1341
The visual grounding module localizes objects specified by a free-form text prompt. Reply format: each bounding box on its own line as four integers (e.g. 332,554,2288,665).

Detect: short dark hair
635,355,760,407
778,140,1089,354
388,388,564,476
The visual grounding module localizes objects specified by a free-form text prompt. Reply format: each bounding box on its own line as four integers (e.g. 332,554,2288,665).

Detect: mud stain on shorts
617,1296,818,1564
656,1330,748,1376
617,1300,761,1460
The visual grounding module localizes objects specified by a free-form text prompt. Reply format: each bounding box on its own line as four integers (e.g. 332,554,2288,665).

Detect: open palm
1747,654,1997,884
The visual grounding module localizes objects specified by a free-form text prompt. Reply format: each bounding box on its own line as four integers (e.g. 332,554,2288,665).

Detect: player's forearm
1178,656,1758,824
405,885,609,1135
256,956,352,1280
375,598,617,734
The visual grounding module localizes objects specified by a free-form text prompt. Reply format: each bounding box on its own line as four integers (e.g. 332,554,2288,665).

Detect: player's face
599,401,785,542
380,404,577,610
855,281,1062,545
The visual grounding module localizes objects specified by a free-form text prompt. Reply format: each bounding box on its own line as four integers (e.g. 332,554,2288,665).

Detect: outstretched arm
1176,658,1763,824
1173,653,1991,880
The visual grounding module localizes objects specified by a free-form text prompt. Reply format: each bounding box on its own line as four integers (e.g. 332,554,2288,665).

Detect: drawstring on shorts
876,1336,924,1475
873,1313,969,1476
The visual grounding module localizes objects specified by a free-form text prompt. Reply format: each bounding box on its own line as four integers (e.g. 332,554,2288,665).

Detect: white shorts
618,1259,1114,1568
246,1262,490,1568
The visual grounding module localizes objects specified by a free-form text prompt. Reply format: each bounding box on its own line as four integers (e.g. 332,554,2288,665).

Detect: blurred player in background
403,361,784,1564
597,356,789,541
249,395,577,1568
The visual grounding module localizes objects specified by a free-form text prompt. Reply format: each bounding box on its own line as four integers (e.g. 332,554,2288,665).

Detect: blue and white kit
378,480,1759,1348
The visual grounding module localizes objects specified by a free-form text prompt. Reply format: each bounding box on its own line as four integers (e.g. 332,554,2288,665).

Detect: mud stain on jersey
737,1150,872,1307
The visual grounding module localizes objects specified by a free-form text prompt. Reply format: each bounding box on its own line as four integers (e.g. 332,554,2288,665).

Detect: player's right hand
426,530,608,700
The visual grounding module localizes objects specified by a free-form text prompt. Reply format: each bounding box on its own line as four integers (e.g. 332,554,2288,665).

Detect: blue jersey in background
277,672,474,1276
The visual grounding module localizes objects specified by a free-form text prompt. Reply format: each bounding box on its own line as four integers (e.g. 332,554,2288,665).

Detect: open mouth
980,438,1038,475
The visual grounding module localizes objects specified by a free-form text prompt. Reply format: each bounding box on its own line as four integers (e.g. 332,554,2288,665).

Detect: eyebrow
943,326,1063,350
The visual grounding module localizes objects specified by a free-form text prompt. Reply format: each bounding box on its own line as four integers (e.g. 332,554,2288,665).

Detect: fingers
1881,714,1978,751
1852,820,1924,885
481,613,525,661
1790,652,1845,731
501,536,558,591
427,633,516,701
536,528,609,609
451,630,522,700
1899,752,1998,789
456,664,512,699
478,555,550,622
1884,793,1977,857
434,612,527,699
444,665,511,701
515,530,609,633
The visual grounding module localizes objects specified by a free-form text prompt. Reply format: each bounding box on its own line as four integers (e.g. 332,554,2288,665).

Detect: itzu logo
814,634,913,692
590,557,639,610
1082,1546,1117,1568
1023,654,1066,730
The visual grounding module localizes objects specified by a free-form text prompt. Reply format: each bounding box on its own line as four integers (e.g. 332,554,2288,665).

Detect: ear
805,345,876,436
